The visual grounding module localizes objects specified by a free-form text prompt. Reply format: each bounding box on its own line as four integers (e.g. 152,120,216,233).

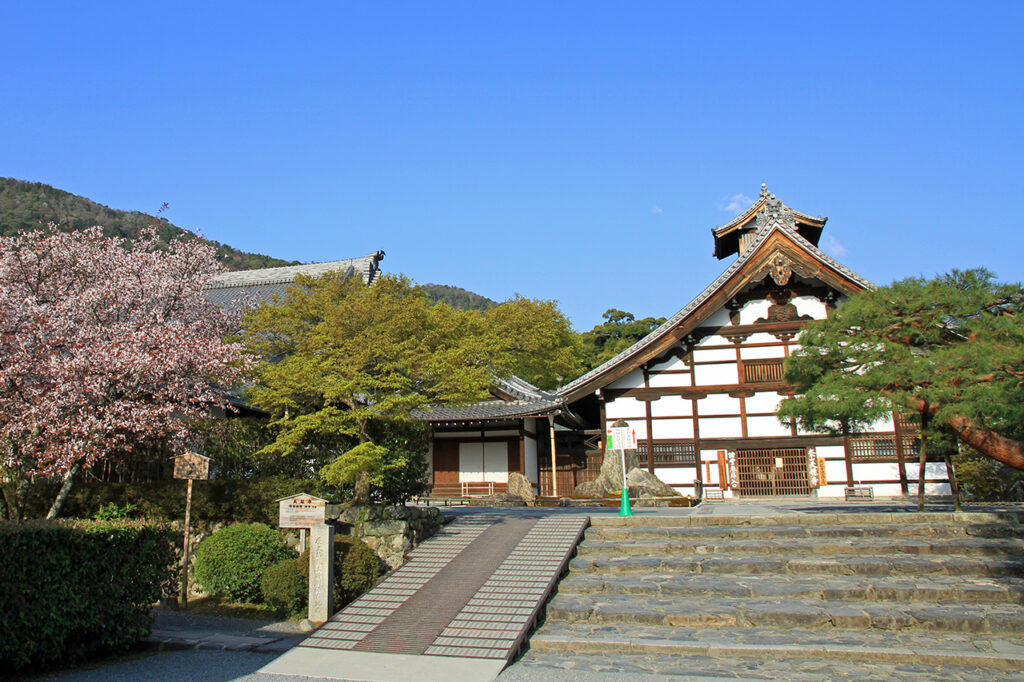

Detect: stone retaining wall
329,504,443,569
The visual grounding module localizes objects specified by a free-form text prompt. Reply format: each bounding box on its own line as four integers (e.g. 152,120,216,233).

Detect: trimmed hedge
194,523,293,603
261,558,307,618
0,520,177,674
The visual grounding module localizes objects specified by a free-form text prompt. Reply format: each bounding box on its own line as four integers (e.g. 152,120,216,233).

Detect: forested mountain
0,178,297,271
420,283,497,311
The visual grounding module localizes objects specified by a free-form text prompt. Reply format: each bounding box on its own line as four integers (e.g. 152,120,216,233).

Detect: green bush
194,523,293,603
299,535,382,610
261,558,307,618
0,520,176,674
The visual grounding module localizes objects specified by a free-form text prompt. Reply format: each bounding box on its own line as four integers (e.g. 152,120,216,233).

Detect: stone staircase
518,511,1024,679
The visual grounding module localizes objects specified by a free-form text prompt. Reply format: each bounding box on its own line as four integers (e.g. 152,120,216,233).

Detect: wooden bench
704,488,725,501
845,486,874,501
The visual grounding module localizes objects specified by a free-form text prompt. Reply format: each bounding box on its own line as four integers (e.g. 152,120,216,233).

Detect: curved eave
557,219,871,404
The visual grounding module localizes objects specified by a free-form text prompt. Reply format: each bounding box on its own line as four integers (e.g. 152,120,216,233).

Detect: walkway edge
259,647,507,681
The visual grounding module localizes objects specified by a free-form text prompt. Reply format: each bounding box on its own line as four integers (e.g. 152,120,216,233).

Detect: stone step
544,592,1024,634
576,535,1024,558
589,522,1024,542
523,622,1024,672
590,510,1023,529
556,573,1024,605
568,552,1024,579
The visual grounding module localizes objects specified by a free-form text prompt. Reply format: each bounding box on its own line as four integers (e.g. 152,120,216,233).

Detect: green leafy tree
242,273,580,504
578,309,667,370
778,269,1024,477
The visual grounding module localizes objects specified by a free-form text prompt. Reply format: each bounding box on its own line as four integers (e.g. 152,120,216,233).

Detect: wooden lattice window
743,358,784,384
637,440,696,467
849,435,899,462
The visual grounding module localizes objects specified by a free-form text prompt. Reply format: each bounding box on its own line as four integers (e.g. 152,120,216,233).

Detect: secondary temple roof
203,251,385,311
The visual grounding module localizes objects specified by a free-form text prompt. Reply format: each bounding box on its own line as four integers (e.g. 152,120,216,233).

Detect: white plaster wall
651,419,694,439
524,435,538,484
740,345,787,360
697,394,741,415
524,418,537,435
608,368,646,390
648,372,691,388
746,331,782,346
650,396,693,417
693,362,738,385
851,462,902,484
817,483,847,498
654,467,697,485
606,397,644,420
698,333,731,348
746,415,792,437
738,299,771,324
692,346,736,362
816,445,845,459
793,296,828,320
700,450,721,487
744,391,784,414
906,462,950,480
649,354,687,372
697,417,743,438
823,459,848,486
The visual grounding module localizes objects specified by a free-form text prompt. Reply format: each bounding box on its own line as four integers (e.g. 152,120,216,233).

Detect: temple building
426,187,953,499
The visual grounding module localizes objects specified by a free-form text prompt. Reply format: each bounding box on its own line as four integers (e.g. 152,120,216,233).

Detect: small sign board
173,452,210,480
278,493,328,529
607,425,638,451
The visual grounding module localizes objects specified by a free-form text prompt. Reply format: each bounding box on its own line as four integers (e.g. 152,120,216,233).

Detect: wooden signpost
173,452,210,609
277,493,332,621
277,493,328,553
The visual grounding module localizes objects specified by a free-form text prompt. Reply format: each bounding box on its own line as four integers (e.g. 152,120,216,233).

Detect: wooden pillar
547,414,558,498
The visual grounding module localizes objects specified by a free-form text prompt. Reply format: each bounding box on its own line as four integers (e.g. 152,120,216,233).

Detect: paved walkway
259,514,589,681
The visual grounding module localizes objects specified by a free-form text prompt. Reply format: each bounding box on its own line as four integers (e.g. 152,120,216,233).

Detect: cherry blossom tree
0,224,252,519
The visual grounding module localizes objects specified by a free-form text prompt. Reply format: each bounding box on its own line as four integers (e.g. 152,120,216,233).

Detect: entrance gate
736,448,811,496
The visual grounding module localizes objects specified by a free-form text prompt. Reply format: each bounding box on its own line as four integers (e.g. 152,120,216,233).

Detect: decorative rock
574,480,609,498
598,447,639,492
507,472,537,501
297,618,316,633
626,468,682,498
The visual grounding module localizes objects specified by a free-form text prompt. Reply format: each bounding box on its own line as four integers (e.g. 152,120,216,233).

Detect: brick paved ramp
260,514,589,681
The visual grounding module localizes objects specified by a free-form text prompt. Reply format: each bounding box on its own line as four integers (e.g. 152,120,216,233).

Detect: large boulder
598,447,639,491
626,468,682,498
506,472,537,501
573,479,609,498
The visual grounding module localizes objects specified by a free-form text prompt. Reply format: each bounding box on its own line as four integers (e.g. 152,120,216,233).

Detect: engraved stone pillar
308,523,335,624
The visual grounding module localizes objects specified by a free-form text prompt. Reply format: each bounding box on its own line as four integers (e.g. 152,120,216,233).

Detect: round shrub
194,523,293,603
261,558,307,618
299,535,382,609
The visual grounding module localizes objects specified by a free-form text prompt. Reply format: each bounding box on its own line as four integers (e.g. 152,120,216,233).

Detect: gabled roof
713,184,826,259
204,251,385,311
557,203,872,402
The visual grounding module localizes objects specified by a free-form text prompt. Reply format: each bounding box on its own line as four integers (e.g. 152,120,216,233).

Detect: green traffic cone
619,487,633,517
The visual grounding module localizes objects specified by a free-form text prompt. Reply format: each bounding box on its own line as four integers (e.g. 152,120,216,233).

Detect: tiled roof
203,251,385,311
414,375,562,422
556,213,873,398
412,398,561,422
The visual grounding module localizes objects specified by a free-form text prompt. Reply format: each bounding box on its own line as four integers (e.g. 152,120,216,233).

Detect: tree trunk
917,412,928,512
352,470,372,506
945,451,962,512
14,473,33,521
0,485,10,521
46,461,82,520
900,395,1024,470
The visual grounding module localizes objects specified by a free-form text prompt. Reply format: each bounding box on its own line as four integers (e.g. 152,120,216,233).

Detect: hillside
420,283,497,311
0,178,297,271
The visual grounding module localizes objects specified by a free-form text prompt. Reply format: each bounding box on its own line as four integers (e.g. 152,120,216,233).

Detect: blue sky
2,2,1022,330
